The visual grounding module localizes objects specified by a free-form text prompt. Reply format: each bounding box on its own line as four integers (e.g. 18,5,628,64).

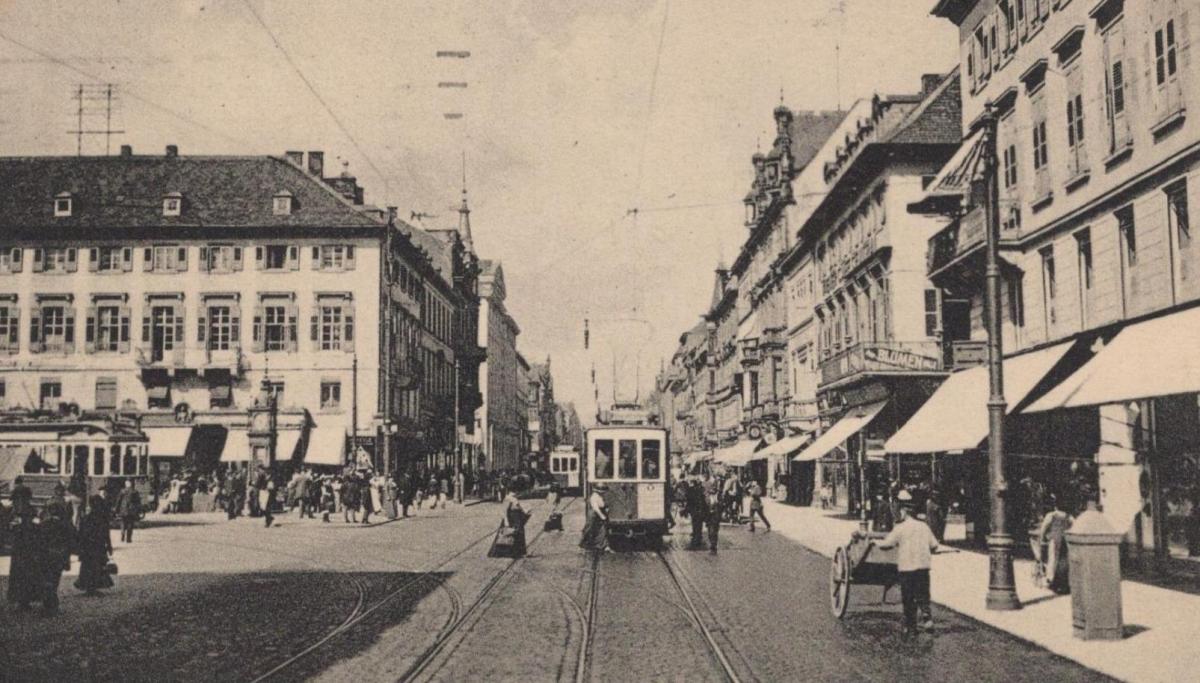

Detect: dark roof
0,154,381,232
885,71,962,145
399,223,455,279
787,110,848,170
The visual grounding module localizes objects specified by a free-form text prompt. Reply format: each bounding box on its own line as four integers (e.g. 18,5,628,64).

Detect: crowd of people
4,477,141,615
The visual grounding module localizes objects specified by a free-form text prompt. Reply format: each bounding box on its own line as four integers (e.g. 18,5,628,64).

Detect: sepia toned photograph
0,1,1197,681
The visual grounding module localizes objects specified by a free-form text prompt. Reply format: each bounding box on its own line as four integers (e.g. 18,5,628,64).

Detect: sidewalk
763,499,1200,683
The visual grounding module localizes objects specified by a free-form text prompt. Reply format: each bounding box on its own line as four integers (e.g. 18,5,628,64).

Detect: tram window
641,440,661,479
93,447,105,475
138,448,149,477
109,446,120,475
570,457,577,471
618,440,637,479
123,448,137,476
594,440,614,479
61,446,71,475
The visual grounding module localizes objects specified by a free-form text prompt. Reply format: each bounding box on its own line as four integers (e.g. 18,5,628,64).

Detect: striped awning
908,128,986,215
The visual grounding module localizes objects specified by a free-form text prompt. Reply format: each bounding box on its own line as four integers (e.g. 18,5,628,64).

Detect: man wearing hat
874,488,939,635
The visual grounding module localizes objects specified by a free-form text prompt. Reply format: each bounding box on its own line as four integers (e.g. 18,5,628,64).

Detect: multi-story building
780,73,965,514
0,146,469,477
526,358,557,466
730,106,844,492
516,351,532,458
475,259,523,471
905,0,1200,560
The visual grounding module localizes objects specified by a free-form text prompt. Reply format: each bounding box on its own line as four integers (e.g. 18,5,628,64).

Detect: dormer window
54,192,72,217
273,191,293,216
163,192,182,217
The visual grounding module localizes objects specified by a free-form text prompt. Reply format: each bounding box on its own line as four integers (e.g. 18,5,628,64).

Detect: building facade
924,0,1200,560
476,259,523,471
0,146,474,477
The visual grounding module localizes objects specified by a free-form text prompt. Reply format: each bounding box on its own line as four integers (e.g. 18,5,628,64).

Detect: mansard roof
0,153,381,234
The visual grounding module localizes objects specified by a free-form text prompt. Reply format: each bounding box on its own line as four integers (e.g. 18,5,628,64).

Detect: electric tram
548,445,582,493
584,424,670,540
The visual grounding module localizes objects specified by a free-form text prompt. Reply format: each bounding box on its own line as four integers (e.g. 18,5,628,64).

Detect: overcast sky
0,0,956,422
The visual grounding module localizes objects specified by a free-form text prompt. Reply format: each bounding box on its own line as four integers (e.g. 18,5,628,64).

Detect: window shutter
88,248,99,272
118,306,130,353
345,245,355,271
85,306,97,353
231,305,241,343
177,247,188,272
143,248,154,272
29,306,41,352
287,303,298,351
66,248,77,272
199,247,210,272
10,248,22,273
8,308,19,349
122,247,133,272
311,312,320,343
64,306,75,352
288,245,300,271
255,246,264,270
343,302,355,353
233,247,244,271
252,305,264,352
32,248,43,273
1180,10,1192,71
312,246,320,263
198,308,207,344
173,303,185,348
142,311,151,343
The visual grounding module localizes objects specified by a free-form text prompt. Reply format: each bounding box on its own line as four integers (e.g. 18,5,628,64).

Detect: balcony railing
819,340,946,386
927,203,1022,276
136,345,245,374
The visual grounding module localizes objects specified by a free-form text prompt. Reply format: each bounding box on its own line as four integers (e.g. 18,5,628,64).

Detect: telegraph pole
982,103,1020,611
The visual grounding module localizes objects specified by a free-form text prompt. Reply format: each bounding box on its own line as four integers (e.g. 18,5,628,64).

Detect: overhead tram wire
240,0,392,198
0,29,250,149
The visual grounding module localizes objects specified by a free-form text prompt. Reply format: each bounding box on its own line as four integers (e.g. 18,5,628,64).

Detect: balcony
785,398,819,421
740,340,761,366
926,204,1021,278
135,345,246,375
819,340,946,387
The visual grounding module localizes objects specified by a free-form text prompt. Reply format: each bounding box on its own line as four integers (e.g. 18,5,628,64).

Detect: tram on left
0,413,151,507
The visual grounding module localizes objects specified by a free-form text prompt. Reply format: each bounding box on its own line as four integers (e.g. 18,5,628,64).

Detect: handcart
829,530,899,618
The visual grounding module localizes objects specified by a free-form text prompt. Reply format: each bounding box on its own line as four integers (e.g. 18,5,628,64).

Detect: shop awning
277,430,303,461
758,432,813,459
793,401,887,462
713,439,765,466
907,128,986,215
885,341,1075,454
220,430,251,462
304,426,346,467
145,426,193,458
1025,307,1200,412
146,385,170,401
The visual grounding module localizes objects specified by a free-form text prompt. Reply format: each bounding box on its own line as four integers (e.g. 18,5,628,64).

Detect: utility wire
0,29,250,148
241,0,392,198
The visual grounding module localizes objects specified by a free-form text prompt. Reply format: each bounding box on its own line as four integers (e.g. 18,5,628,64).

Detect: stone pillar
1097,402,1147,548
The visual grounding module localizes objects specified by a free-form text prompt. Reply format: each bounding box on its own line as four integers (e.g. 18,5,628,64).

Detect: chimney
921,73,943,96
306,151,324,177
284,150,303,167
119,145,132,157
165,144,178,158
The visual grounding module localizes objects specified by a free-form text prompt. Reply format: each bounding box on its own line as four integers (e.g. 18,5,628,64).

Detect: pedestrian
502,489,530,557
704,474,722,553
6,484,41,611
1036,495,1073,594
579,484,609,552
167,475,183,514
75,495,114,596
39,493,75,615
320,477,335,523
428,474,440,509
360,471,375,525
925,488,945,542
684,477,708,549
438,473,450,509
259,469,277,528
295,469,311,518
747,479,771,532
386,475,400,519
873,490,939,635
115,478,142,543
546,480,561,511
397,470,413,518
342,474,360,523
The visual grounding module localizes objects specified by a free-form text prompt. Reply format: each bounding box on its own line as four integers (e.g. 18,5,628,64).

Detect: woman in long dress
579,484,609,552
75,495,114,596
503,491,528,557
1037,496,1073,594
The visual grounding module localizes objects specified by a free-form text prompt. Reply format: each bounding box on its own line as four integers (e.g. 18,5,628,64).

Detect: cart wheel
830,546,851,618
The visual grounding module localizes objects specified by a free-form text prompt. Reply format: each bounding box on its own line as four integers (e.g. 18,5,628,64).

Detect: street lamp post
982,103,1021,611
454,358,463,503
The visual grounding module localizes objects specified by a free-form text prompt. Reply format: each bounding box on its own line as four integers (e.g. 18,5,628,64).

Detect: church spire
458,150,475,254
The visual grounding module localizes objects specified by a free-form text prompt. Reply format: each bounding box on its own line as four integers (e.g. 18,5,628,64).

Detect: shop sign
863,345,940,371
865,437,886,460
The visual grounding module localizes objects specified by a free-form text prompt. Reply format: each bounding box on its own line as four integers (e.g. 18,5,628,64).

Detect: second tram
548,445,582,493
585,425,669,539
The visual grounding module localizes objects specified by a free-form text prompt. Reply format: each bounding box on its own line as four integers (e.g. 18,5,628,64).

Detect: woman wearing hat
75,495,114,596
579,484,609,552
6,480,41,610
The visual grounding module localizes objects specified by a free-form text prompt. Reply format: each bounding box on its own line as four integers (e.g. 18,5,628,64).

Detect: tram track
398,496,580,683
655,548,744,683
